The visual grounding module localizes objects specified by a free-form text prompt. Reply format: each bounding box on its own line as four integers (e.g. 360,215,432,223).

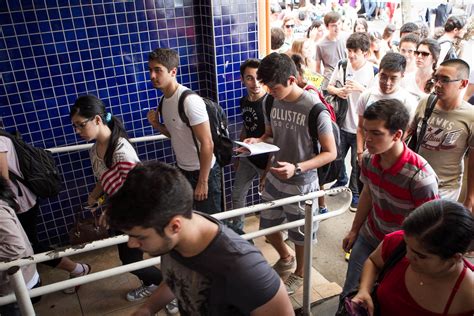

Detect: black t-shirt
240,94,269,169
161,212,281,315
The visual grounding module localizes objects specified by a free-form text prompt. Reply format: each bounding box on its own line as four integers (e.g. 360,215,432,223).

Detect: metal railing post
7,266,35,316
302,200,314,316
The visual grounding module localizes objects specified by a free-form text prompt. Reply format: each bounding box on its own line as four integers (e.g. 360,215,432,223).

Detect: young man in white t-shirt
327,32,376,211
147,48,221,215
356,52,418,164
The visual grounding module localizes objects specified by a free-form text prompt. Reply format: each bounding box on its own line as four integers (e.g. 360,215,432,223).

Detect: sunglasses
285,24,295,29
414,51,430,57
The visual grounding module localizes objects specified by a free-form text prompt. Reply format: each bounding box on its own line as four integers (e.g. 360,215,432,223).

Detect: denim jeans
341,234,377,298
363,0,376,18
180,163,222,215
229,158,264,230
338,130,359,197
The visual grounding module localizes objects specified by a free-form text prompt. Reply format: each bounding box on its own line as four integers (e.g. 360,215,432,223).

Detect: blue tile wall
0,0,259,246
212,0,260,208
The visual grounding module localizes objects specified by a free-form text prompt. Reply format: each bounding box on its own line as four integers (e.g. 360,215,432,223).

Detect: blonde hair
291,39,305,54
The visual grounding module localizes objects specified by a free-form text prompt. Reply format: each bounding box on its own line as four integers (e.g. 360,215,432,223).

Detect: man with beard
409,59,474,211
107,161,294,316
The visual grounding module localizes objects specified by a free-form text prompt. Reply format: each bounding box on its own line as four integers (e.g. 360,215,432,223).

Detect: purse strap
377,239,407,283
413,93,437,153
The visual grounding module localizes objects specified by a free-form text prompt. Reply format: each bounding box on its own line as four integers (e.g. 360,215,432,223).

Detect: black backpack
265,96,343,186
310,104,343,185
439,40,458,62
0,130,62,198
159,90,233,167
326,59,378,127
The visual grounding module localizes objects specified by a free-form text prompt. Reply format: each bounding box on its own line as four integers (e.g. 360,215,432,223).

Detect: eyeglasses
72,118,93,130
432,76,463,84
285,24,295,29
414,51,430,57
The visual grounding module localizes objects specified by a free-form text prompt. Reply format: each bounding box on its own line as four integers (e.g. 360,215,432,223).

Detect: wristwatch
294,163,302,176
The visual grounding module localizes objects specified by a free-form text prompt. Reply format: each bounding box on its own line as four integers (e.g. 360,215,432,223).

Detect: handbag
69,204,109,245
336,240,407,316
408,93,437,153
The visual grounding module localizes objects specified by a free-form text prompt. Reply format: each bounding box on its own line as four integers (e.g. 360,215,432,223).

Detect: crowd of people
1,1,474,315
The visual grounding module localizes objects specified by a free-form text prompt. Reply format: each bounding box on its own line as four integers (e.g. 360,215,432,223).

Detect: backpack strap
373,65,379,76
177,89,198,127
176,89,201,159
378,239,406,282
158,97,164,118
340,59,348,85
159,89,201,159
309,103,328,148
158,89,196,126
413,93,437,153
0,131,25,196
264,94,275,122
439,39,453,46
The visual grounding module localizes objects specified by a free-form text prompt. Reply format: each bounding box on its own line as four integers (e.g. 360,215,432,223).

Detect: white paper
234,141,280,157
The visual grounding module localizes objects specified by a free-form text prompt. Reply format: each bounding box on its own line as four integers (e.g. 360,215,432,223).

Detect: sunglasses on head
285,24,295,29
414,51,430,57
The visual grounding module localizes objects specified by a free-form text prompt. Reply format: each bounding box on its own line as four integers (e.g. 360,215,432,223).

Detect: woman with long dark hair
70,95,176,312
416,38,441,93
351,200,474,315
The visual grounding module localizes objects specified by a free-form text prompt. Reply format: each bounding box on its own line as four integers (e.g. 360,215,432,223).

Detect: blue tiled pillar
0,0,259,245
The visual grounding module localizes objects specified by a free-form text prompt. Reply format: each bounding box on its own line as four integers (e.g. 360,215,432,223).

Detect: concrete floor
309,189,355,316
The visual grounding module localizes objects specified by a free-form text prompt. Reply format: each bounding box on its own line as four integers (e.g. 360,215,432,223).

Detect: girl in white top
70,95,163,302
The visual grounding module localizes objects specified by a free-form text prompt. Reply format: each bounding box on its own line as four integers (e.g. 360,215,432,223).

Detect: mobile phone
344,297,369,316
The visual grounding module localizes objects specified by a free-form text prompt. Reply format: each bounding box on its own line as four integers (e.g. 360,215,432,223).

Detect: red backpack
304,85,337,123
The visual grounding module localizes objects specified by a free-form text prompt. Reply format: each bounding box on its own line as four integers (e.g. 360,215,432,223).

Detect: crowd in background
1,1,473,315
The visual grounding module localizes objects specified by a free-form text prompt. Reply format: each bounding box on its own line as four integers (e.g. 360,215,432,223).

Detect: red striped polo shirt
359,143,439,247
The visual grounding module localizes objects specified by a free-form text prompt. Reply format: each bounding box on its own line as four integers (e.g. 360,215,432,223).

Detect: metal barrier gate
0,187,351,316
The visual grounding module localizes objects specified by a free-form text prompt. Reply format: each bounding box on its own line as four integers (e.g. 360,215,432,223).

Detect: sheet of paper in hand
234,141,280,157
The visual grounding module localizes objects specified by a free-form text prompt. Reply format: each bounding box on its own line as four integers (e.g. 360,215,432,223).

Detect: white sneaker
285,273,304,295
63,263,91,294
165,298,179,314
126,284,158,302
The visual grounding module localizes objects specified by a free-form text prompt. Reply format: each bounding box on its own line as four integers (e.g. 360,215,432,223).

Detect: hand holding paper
234,141,280,157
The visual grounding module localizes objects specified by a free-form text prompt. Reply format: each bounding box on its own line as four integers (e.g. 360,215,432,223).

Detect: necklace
416,261,462,287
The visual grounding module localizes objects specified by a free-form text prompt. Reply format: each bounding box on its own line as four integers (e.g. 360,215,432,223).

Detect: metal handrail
1,187,352,315
48,134,168,153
